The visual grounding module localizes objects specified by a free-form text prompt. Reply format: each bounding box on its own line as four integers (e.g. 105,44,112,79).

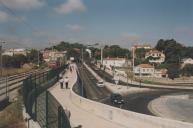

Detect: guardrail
70,65,193,128
23,65,71,128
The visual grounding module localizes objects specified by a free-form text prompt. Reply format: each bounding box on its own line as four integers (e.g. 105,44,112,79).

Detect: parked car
110,93,124,105
96,80,105,87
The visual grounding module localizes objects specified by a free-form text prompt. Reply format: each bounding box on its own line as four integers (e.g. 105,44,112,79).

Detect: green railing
22,65,71,128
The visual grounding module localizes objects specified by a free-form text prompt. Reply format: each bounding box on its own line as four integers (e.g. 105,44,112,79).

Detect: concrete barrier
71,64,193,128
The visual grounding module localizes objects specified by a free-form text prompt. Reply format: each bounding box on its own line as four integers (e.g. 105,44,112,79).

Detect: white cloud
66,24,83,32
121,33,141,41
55,0,86,14
0,0,45,10
0,11,10,22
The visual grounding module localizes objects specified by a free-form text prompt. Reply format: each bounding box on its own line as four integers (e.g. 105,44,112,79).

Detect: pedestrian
64,76,69,89
59,78,64,89
59,73,63,79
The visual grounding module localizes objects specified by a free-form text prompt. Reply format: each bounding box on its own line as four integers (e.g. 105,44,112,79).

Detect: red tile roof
137,64,153,68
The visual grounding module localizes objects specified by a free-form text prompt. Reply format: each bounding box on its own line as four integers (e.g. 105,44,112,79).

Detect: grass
0,96,26,128
1,66,33,77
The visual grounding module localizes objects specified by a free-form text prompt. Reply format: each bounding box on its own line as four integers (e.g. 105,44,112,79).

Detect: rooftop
137,64,154,68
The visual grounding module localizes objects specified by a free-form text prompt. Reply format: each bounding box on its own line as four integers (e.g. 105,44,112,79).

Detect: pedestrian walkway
49,64,126,128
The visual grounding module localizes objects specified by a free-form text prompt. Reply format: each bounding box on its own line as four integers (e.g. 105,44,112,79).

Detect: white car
97,80,105,87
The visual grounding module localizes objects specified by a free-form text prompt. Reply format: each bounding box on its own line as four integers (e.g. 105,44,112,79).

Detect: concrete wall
70,82,193,128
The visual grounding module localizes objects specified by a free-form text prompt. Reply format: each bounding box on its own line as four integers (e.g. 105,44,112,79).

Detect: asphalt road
77,63,111,102
105,90,181,116
77,62,193,119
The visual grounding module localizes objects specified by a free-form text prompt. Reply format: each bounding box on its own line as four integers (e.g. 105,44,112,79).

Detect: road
83,62,193,120
105,89,181,115
76,63,111,102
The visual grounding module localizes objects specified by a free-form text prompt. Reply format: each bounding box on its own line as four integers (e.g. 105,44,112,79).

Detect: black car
110,93,124,105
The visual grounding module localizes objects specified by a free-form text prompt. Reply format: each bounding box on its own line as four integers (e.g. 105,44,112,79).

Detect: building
102,57,131,69
134,64,154,77
145,49,165,64
181,58,193,68
154,69,168,78
134,64,168,78
131,44,152,51
3,48,27,56
43,50,67,68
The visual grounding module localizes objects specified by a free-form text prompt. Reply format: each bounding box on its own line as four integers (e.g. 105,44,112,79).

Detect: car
110,93,124,105
96,80,105,87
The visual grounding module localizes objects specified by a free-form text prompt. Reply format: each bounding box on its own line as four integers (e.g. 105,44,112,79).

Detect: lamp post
0,41,5,77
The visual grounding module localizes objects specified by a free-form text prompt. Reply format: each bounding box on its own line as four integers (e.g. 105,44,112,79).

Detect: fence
23,65,71,128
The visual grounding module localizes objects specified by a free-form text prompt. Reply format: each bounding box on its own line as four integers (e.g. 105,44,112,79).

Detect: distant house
3,48,27,56
131,44,152,50
154,69,168,78
134,64,154,77
102,57,131,69
134,64,168,78
43,50,67,65
145,49,165,64
181,58,193,68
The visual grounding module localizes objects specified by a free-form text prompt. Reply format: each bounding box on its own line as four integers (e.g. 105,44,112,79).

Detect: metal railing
23,65,71,128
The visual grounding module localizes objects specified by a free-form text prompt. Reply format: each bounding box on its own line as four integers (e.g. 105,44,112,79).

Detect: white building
134,64,168,78
154,69,168,78
181,58,193,68
43,50,67,62
131,44,152,51
3,48,27,56
145,49,165,64
134,64,154,77
102,57,131,69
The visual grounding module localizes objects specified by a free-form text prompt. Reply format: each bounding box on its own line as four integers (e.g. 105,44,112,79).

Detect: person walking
64,76,69,89
59,78,64,89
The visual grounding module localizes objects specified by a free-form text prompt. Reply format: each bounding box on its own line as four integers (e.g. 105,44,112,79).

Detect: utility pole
81,48,84,63
0,41,5,77
101,47,103,65
132,47,135,71
37,50,40,68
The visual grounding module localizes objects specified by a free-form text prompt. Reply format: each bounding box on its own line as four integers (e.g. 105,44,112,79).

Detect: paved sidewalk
49,64,126,128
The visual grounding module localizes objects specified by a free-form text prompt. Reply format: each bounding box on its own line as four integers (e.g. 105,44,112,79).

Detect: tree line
2,49,43,68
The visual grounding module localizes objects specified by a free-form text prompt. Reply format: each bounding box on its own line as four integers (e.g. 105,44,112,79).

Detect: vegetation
0,97,26,128
181,64,193,77
2,54,27,68
46,41,131,60
155,39,193,79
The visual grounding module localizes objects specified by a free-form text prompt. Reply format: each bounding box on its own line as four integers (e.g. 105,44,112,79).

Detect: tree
155,39,184,64
181,64,193,76
12,54,27,68
167,64,180,79
135,48,146,59
2,55,12,67
27,49,43,64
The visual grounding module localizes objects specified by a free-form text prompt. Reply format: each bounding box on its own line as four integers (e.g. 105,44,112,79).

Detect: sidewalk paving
49,64,127,128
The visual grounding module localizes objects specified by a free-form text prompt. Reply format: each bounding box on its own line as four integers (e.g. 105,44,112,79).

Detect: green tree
181,64,193,76
12,54,27,68
27,49,43,64
2,55,12,67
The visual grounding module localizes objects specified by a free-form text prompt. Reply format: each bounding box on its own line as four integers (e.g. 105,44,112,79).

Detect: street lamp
0,41,5,77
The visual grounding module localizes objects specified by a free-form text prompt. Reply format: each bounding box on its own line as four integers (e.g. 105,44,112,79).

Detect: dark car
110,93,124,105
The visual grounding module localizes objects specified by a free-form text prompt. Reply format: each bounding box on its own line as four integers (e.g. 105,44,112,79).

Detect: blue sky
0,0,193,48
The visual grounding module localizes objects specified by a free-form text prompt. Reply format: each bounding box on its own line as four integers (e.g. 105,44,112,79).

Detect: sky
0,0,193,49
